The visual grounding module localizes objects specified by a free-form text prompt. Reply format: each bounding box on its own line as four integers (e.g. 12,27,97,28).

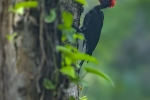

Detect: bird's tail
77,40,91,73
77,60,85,73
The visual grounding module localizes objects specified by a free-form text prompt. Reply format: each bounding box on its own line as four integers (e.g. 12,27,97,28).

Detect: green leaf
43,78,55,90
57,24,65,30
60,66,76,78
44,9,56,23
62,11,73,28
65,44,78,53
79,96,88,100
16,7,24,15
61,35,67,42
56,46,98,64
84,67,115,87
56,46,76,61
64,30,75,43
70,75,83,83
74,53,98,64
14,1,38,9
9,1,38,14
65,57,72,65
61,28,76,43
75,0,88,6
6,32,17,42
69,96,76,100
73,34,84,40
9,7,24,15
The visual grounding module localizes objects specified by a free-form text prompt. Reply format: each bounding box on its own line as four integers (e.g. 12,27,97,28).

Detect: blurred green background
80,0,150,100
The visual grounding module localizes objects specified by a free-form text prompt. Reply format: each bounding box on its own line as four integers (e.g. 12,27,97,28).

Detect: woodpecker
75,0,116,72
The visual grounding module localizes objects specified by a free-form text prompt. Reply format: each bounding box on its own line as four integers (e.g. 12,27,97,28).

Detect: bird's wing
80,9,95,33
84,10,104,55
78,10,104,71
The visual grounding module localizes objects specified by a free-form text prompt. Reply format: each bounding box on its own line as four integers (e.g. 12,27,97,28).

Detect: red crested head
99,0,116,8
110,0,116,8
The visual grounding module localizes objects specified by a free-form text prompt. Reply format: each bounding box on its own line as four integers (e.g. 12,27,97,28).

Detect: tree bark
61,0,83,100
0,0,83,100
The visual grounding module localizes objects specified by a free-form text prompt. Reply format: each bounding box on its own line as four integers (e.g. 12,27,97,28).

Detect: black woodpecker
74,0,116,73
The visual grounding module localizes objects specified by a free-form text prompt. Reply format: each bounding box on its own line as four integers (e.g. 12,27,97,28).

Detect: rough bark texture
0,0,83,100
61,0,83,99
62,0,83,27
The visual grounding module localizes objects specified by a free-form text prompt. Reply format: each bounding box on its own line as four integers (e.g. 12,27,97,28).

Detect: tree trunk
0,0,83,100
61,0,83,100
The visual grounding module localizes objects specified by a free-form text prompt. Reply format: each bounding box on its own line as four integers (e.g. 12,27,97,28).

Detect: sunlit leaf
56,46,73,56
43,78,55,90
69,96,76,100
74,53,98,64
44,9,56,23
16,7,24,15
65,57,72,65
75,0,88,6
65,44,78,53
9,7,24,15
14,1,38,9
84,67,115,87
62,11,73,28
9,1,38,14
60,66,76,78
6,32,17,42
56,46,76,61
79,96,88,100
73,34,84,40
56,46,98,64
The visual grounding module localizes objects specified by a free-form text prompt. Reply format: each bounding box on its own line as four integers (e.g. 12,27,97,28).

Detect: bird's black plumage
73,0,115,72
75,5,104,72
83,6,104,56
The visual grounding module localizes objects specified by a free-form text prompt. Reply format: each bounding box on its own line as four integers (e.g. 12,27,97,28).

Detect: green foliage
79,96,88,100
58,11,76,43
75,0,88,6
74,52,98,64
84,67,114,87
13,7,24,15
62,28,76,43
57,12,114,100
43,78,55,90
56,46,98,64
65,56,72,65
58,11,73,29
8,0,114,97
73,34,85,40
14,1,38,9
8,0,115,98
60,66,76,78
9,1,38,14
62,11,73,28
57,11,113,92
69,96,76,100
6,32,17,42
44,9,57,23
